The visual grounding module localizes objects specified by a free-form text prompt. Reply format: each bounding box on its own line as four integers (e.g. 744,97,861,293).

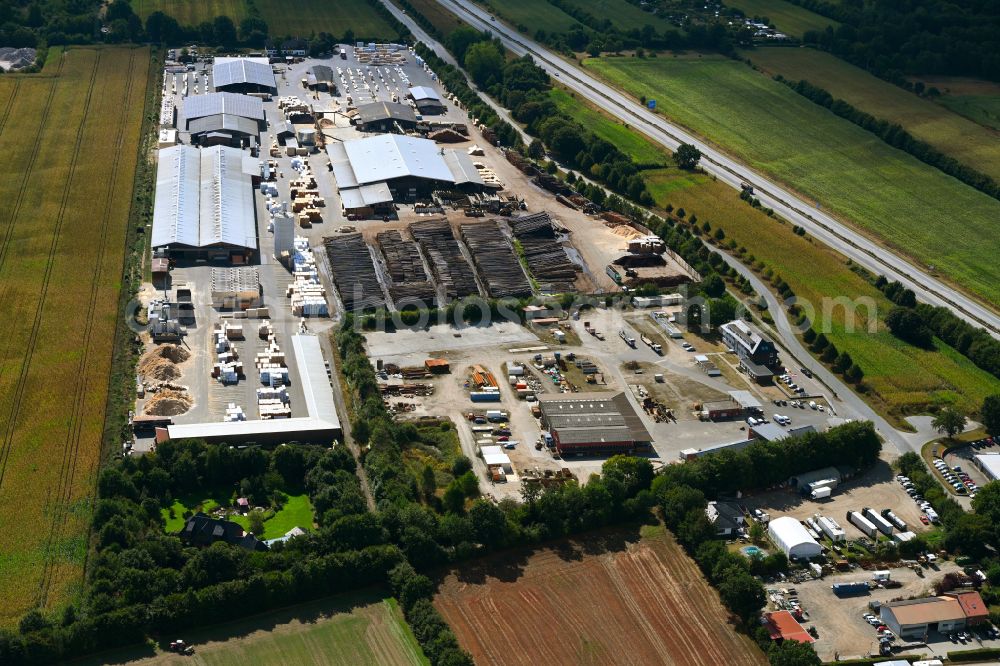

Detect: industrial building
974,453,1000,481
720,319,779,383
702,390,763,420
151,145,259,261
183,92,266,130
880,592,988,640
763,610,814,644
326,134,485,214
212,57,277,95
749,423,817,443
537,392,652,456
305,65,336,91
166,335,341,445
408,85,446,114
767,516,822,559
353,101,419,133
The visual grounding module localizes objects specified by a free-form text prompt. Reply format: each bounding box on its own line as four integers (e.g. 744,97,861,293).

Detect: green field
231,494,315,539
747,47,1000,182
940,95,1000,131
584,55,1000,306
130,0,399,38
560,0,672,32
79,592,428,666
479,0,583,33
547,80,1000,422
550,88,670,164
727,0,838,37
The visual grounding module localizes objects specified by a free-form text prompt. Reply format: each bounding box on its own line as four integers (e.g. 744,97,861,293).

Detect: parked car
920,515,930,525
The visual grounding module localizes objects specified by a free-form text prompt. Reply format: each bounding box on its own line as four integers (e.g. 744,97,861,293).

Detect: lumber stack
323,233,385,311
410,219,479,298
508,213,579,293
460,221,532,298
376,230,436,306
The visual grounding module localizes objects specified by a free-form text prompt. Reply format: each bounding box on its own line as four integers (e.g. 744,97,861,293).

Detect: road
417,0,1000,339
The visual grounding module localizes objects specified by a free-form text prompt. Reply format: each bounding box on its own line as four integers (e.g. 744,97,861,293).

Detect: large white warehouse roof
152,145,257,250
213,57,276,91
768,516,822,559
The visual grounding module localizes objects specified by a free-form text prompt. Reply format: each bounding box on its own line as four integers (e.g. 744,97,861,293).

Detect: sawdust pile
138,345,190,381
144,390,193,416
610,225,643,240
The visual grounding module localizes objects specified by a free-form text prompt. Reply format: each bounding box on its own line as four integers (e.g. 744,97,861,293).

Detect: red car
920,515,930,525
497,436,509,442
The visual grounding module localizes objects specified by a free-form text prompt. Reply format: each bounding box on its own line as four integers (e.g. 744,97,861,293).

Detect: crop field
922,77,1000,131
396,0,466,37
435,525,767,665
550,88,670,165
747,47,1000,181
0,46,150,625
131,0,398,39
560,0,673,32
585,55,1000,306
727,0,838,37
81,591,428,666
480,0,583,33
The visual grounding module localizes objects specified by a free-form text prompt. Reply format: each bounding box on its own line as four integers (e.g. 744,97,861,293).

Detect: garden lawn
726,0,838,37
584,54,1000,306
229,494,315,540
747,47,1000,182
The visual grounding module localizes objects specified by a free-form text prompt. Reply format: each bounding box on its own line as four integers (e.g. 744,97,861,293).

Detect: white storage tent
768,516,822,559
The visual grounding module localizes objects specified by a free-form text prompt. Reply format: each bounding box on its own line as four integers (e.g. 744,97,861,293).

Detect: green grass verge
550,87,670,164
584,54,1000,306
746,47,1000,182
726,0,838,37
131,0,398,38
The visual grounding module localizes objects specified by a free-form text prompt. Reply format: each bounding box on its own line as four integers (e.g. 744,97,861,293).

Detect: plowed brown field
435,526,767,666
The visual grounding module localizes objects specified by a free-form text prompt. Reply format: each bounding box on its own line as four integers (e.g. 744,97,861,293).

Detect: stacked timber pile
410,219,479,298
460,221,532,298
509,213,579,293
376,230,437,307
323,233,386,311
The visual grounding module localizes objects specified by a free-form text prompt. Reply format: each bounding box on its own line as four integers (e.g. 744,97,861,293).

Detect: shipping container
831,581,870,597
470,392,502,403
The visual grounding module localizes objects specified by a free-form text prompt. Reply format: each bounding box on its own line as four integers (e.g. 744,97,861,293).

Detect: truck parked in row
881,509,907,531
639,334,662,354
619,330,636,348
847,511,879,539
863,507,895,536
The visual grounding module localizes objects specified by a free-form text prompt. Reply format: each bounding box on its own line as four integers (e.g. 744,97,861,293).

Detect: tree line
877,278,1000,381
775,76,1000,202
794,0,1000,83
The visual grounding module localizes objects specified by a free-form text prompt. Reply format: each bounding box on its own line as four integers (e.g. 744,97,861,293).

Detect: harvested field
323,233,386,312
727,0,839,37
410,219,480,298
376,229,437,307
459,220,532,298
435,525,767,666
0,46,150,624
144,390,193,417
509,212,580,293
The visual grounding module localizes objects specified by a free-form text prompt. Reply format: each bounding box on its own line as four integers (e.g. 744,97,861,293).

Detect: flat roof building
750,423,817,443
768,516,822,559
151,145,258,260
408,85,446,114
167,335,341,445
974,453,1000,481
537,392,652,456
213,57,277,95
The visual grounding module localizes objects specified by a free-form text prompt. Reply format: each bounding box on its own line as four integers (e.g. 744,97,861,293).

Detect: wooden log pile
410,219,479,298
376,230,437,306
509,213,579,293
460,221,532,298
322,233,385,312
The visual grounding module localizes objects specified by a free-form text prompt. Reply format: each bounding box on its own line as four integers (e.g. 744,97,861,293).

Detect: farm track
0,54,72,493
36,50,139,608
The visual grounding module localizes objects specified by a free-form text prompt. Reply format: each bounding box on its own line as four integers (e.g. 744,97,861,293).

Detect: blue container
831,582,869,597
647,99,656,109
470,392,502,403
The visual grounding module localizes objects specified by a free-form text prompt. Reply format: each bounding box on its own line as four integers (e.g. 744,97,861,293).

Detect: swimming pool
742,545,764,558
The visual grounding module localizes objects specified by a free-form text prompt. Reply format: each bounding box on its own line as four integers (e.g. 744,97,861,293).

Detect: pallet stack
288,237,329,316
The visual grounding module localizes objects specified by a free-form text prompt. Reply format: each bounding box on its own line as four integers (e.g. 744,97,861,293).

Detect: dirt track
435,526,767,666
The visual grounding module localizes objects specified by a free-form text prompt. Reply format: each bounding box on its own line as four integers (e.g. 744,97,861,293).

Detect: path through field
0,46,150,624
435,526,767,666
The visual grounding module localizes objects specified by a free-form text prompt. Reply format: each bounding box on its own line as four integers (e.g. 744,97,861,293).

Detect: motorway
416,0,1000,339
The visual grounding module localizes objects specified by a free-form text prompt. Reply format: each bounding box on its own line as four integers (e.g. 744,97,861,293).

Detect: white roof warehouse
151,144,258,260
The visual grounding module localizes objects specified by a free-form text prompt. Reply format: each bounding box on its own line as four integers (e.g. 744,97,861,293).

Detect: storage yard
435,525,768,666
0,46,150,624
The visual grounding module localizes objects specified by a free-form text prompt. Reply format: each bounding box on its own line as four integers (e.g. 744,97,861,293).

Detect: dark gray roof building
213,57,277,94
183,92,265,130
538,392,652,455
181,513,267,551
354,101,418,132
